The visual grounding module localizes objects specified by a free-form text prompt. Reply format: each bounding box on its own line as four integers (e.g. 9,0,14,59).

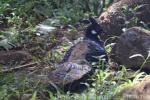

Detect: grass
0,0,150,100
0,54,147,100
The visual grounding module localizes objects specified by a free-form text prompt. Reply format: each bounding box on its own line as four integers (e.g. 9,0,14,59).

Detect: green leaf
30,91,37,100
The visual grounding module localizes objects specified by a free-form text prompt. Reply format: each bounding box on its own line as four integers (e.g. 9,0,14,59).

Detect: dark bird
48,60,92,92
48,17,108,92
62,17,108,63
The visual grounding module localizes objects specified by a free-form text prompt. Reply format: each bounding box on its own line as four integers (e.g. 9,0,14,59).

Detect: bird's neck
84,33,103,46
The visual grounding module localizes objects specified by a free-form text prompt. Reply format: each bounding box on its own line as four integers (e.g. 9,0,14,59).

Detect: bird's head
85,17,103,38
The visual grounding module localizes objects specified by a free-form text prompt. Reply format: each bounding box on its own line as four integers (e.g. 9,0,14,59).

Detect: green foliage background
0,0,113,27
1,0,148,100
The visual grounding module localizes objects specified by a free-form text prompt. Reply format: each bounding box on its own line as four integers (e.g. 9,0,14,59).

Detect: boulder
99,0,150,37
122,76,150,100
111,27,150,71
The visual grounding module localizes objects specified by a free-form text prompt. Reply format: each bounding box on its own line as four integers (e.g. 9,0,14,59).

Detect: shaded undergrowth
0,0,150,100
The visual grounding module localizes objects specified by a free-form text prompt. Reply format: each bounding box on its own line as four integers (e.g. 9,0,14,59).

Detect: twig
0,62,38,73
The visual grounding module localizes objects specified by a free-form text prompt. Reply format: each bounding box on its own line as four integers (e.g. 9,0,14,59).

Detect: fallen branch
0,62,38,73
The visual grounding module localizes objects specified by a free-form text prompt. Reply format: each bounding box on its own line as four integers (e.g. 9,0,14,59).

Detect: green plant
121,4,149,29
2,0,149,100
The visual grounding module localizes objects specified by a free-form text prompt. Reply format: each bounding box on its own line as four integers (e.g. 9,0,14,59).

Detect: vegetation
0,0,149,100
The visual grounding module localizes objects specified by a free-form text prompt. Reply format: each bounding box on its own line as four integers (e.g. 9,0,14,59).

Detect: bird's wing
87,41,106,55
62,42,90,62
48,62,91,86
85,40,108,62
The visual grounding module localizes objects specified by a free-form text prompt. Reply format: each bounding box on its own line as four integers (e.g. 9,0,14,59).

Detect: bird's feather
62,17,108,63
48,17,108,90
48,62,91,85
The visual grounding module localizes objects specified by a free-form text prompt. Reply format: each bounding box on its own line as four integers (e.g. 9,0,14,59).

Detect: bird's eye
91,30,97,35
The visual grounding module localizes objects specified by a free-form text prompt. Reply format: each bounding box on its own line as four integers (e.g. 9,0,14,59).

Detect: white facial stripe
91,30,97,34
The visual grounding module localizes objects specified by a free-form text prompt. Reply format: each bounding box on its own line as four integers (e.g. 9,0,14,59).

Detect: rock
0,50,32,65
99,0,150,37
36,24,56,35
122,76,150,100
111,27,150,71
48,61,92,92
